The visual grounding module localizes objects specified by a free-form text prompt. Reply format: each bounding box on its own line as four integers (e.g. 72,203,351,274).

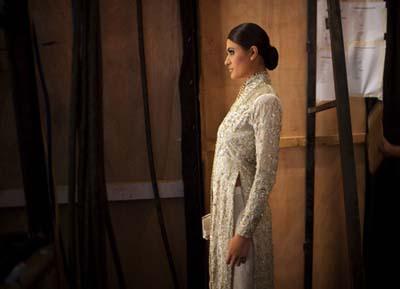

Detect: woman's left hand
380,136,393,156
226,234,252,266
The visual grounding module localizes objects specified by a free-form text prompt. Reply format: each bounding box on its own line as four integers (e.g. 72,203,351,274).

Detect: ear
249,45,259,61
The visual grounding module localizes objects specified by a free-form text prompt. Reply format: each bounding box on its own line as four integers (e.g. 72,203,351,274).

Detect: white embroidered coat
208,70,282,289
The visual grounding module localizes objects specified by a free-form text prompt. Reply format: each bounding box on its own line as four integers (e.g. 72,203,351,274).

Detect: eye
227,49,234,55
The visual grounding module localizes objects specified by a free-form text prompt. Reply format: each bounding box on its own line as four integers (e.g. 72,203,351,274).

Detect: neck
236,67,270,99
242,67,267,84
245,66,267,78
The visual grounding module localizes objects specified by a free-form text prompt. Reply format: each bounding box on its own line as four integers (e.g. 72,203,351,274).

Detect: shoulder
249,93,282,126
251,82,280,105
252,93,282,112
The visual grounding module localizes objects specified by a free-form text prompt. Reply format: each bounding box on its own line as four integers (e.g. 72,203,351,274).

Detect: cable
135,1,180,288
31,19,72,288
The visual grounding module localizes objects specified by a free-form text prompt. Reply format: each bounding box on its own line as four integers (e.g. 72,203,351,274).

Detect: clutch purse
202,213,211,240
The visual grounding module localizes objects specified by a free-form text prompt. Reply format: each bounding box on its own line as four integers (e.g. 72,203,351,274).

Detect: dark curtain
364,1,400,288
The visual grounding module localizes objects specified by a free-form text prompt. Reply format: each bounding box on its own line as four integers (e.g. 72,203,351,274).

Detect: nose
224,55,230,66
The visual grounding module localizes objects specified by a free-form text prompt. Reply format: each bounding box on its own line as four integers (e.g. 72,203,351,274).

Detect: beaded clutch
202,213,211,240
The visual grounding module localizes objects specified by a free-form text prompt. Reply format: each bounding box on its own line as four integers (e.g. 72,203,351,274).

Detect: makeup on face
225,47,234,70
225,39,253,79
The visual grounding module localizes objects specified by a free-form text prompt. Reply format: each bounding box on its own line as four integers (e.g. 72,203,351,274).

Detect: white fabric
233,186,254,289
208,71,279,288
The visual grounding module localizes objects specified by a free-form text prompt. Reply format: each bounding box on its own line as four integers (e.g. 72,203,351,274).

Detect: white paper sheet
316,0,387,102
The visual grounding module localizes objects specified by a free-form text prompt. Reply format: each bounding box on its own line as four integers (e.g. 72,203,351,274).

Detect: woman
206,23,282,289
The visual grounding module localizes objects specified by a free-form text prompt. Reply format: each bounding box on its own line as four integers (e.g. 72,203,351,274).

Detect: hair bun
264,45,279,70
227,23,279,70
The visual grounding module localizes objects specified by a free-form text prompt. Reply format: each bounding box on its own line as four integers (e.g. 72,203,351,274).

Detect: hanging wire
31,20,72,288
69,1,126,288
135,0,180,288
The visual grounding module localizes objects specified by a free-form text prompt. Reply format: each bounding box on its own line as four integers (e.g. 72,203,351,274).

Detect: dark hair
227,23,279,70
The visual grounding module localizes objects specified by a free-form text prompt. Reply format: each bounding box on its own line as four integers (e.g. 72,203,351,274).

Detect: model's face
224,39,253,80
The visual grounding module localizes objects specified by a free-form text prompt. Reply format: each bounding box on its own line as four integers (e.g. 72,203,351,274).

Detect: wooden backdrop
0,0,186,288
198,0,366,289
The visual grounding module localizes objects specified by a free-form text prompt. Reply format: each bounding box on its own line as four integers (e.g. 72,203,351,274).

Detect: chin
229,72,238,80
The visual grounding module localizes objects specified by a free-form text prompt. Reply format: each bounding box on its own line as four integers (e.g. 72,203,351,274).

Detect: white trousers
233,186,254,289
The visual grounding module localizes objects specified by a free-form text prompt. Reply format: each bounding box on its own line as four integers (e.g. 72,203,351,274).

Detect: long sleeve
236,94,282,238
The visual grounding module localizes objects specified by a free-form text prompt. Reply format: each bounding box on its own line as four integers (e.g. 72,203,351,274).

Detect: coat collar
237,69,272,100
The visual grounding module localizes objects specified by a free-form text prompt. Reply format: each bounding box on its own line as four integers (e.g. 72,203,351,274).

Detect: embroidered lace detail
208,69,282,289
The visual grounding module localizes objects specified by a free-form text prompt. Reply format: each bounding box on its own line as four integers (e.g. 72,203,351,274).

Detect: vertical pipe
178,0,206,288
305,0,317,288
4,0,53,238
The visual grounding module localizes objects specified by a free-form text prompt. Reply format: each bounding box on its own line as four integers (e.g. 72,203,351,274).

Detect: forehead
226,39,240,49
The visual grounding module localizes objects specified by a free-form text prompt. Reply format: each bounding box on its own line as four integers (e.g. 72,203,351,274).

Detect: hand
380,136,392,156
226,234,252,266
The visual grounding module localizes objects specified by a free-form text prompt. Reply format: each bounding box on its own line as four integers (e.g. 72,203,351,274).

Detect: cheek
232,54,247,68
231,55,249,79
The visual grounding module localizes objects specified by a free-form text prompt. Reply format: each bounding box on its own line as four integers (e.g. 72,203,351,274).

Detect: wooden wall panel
100,0,183,182
0,0,186,288
199,1,366,288
0,0,183,187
